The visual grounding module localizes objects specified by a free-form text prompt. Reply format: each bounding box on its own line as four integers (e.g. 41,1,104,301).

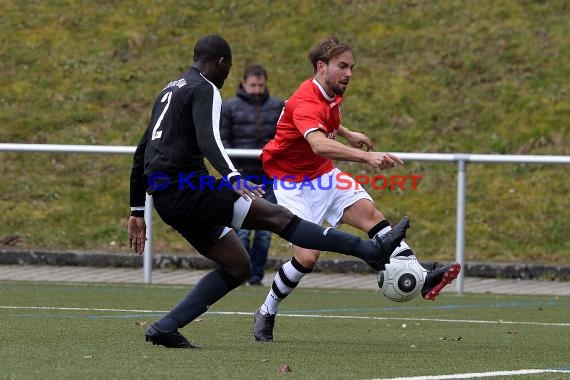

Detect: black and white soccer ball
377,256,425,302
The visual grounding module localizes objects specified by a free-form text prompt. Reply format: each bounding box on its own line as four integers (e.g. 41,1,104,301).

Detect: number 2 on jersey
151,91,172,140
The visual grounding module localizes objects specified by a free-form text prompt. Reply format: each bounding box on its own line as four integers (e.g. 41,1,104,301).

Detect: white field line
0,305,169,313
1,305,570,327
371,368,570,380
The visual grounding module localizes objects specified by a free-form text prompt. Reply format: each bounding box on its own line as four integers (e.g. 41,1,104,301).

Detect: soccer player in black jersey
128,34,410,348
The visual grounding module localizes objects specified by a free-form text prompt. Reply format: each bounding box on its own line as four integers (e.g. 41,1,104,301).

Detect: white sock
260,260,307,315
377,226,413,258
378,226,428,279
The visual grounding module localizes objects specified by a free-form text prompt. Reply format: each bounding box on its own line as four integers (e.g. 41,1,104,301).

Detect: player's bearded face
325,51,355,96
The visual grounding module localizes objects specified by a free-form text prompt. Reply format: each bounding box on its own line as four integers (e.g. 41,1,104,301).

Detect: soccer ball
377,256,425,302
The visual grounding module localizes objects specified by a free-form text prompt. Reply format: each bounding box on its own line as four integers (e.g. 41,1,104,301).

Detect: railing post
3,145,568,289
456,159,467,294
143,194,153,284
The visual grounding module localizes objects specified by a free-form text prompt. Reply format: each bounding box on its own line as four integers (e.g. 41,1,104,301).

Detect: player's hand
345,131,373,151
232,179,265,200
363,152,404,170
128,216,147,255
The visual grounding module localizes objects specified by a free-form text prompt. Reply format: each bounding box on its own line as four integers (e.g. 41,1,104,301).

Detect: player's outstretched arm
306,130,404,170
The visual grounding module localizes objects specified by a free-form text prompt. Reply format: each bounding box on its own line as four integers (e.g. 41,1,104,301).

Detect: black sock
156,268,241,331
367,219,414,257
368,220,390,239
279,216,378,263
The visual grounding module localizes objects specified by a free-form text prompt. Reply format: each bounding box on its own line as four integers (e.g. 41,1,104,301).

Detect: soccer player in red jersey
253,36,461,342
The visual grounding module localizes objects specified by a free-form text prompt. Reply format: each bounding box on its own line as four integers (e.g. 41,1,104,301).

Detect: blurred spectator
221,64,285,285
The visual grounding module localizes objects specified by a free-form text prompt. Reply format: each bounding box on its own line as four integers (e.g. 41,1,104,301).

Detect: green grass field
1,280,569,379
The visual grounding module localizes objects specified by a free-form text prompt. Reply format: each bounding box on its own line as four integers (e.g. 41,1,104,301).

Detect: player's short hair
243,64,267,80
193,35,232,63
307,35,354,73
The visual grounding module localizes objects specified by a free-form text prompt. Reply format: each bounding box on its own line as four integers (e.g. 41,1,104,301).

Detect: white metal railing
2,143,570,293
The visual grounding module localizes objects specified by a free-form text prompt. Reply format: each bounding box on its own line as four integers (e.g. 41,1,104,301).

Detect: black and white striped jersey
130,67,240,209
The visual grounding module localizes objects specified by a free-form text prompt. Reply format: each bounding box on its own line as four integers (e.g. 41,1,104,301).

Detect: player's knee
295,249,320,268
225,259,252,282
265,204,295,233
237,263,253,282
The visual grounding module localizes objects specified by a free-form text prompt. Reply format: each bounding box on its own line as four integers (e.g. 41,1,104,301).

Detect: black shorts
152,180,241,254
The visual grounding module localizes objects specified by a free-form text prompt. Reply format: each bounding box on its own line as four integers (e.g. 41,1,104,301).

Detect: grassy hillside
1,0,568,264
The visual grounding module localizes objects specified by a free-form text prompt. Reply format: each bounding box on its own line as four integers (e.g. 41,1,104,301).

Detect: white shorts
273,168,373,226
231,196,252,229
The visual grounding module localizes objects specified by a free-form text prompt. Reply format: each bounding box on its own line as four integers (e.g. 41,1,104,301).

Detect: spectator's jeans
236,228,272,284
236,184,276,284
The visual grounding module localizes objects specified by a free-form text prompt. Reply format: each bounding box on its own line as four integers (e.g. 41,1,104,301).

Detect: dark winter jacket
221,85,285,178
